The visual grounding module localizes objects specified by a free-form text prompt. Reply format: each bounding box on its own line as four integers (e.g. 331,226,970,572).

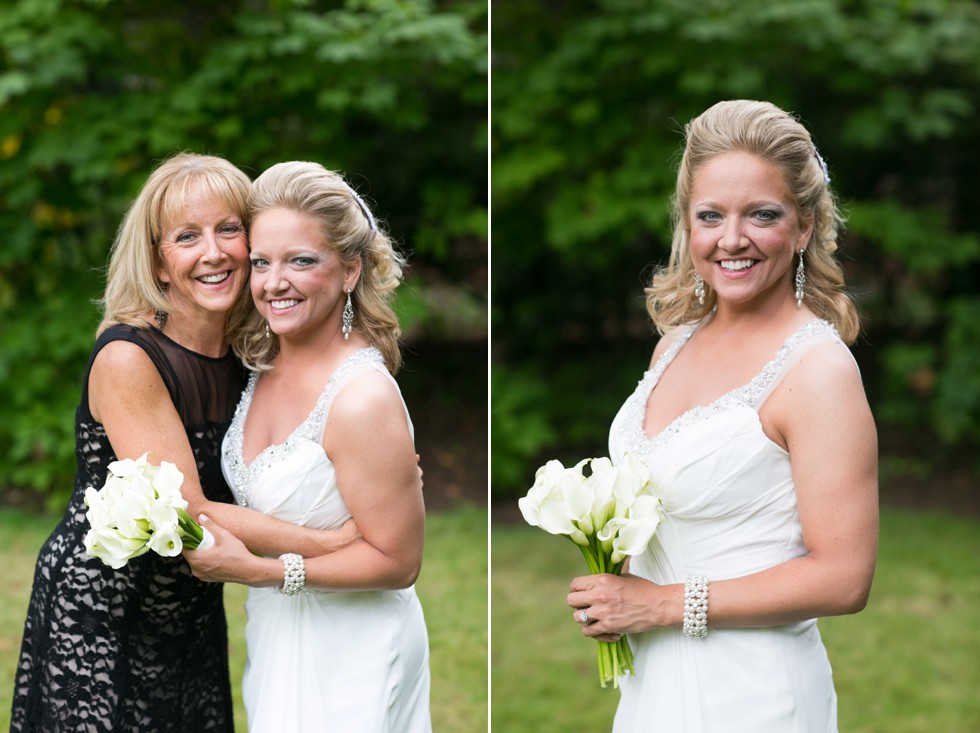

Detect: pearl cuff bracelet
683,575,709,638
279,553,306,596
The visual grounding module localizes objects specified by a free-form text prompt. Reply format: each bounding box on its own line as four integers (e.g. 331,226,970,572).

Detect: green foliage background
0,0,487,499
491,0,980,497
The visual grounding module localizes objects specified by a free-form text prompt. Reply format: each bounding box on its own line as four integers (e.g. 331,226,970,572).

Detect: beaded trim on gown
608,319,850,733
11,324,244,733
221,347,431,733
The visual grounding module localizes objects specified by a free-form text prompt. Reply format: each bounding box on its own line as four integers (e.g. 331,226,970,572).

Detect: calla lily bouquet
84,452,213,569
519,454,663,688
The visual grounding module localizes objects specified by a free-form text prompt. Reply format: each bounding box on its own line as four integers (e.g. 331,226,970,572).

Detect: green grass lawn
492,507,980,733
0,504,487,732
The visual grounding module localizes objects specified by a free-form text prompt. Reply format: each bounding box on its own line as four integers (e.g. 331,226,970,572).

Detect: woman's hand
309,517,362,555
567,573,682,641
183,515,264,585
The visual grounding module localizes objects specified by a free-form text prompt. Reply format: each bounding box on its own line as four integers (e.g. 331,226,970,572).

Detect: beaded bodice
615,319,840,460
223,347,386,508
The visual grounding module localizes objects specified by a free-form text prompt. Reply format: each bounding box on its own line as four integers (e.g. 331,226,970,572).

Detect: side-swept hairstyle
97,152,252,337
234,161,405,374
645,99,859,344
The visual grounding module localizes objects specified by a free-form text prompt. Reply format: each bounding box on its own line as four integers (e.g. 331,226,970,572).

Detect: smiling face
688,151,813,312
156,182,250,322
248,207,361,343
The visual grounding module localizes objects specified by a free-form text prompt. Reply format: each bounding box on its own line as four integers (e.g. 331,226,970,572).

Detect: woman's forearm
217,535,422,592
193,499,352,557
701,552,875,629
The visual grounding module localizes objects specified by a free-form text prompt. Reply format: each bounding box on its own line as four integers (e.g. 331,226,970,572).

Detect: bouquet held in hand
84,452,213,569
519,454,663,688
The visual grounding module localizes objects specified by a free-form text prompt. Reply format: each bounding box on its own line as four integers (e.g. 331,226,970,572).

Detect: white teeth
199,272,229,283
720,259,755,271
271,299,299,309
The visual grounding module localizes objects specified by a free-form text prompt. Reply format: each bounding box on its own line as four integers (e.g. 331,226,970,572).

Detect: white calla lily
518,460,590,545
587,457,617,531
84,487,111,528
106,455,141,478
612,452,652,514
111,486,152,538
562,460,597,536
519,451,666,689
84,454,211,568
84,528,150,569
148,501,180,532
147,522,183,557
611,517,662,565
596,516,629,555
152,461,186,505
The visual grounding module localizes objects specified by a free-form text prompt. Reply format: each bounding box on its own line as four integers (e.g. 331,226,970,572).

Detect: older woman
11,153,354,732
186,161,430,732
566,100,878,732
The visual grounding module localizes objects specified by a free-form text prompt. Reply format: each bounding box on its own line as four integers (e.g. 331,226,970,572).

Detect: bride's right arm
187,371,423,591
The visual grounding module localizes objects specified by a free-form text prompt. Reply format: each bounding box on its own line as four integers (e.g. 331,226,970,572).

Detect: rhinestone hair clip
344,182,377,233
812,143,830,186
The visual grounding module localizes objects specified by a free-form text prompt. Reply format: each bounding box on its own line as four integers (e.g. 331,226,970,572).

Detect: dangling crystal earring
795,249,806,308
154,309,168,330
694,273,705,307
342,289,354,341
264,321,271,340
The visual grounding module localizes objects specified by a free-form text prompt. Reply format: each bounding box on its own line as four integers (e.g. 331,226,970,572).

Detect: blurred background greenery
490,0,980,505
0,1,487,729
0,0,488,508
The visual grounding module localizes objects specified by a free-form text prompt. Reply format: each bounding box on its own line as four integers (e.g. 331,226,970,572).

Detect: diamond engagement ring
579,610,590,624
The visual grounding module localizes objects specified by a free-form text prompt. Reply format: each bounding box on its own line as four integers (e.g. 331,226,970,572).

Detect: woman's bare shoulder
646,325,690,370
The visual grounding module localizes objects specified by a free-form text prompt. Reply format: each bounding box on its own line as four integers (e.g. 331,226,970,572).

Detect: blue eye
175,231,197,243
250,258,269,268
696,211,720,223
754,209,783,222
220,224,245,236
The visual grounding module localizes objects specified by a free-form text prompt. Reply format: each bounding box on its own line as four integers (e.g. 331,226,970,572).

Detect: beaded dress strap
745,320,848,409
648,324,698,382
224,347,385,507
618,319,841,457
309,347,388,443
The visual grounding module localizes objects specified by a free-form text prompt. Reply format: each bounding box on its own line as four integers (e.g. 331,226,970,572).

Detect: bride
185,161,430,732
566,100,878,732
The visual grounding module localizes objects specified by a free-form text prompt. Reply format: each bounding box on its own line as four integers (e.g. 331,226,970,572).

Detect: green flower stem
564,532,638,688
594,545,636,688
597,636,636,688
176,508,205,548
571,538,600,574
588,533,608,575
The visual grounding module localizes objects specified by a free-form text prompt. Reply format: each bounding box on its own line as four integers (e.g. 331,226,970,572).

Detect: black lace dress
10,324,246,733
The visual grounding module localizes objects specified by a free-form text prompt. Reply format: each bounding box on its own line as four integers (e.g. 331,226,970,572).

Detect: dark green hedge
491,0,980,497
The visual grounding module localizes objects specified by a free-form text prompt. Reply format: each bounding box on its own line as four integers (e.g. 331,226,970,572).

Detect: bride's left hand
183,515,256,584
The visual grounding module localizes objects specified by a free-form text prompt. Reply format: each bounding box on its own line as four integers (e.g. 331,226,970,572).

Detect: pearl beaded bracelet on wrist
279,553,305,596
683,575,709,638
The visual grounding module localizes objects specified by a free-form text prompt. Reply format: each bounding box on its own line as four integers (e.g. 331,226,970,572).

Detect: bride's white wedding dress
221,347,431,733
608,319,849,733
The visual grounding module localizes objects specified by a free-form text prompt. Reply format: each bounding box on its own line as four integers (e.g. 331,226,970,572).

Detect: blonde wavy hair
645,99,859,344
234,161,405,373
97,152,253,337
